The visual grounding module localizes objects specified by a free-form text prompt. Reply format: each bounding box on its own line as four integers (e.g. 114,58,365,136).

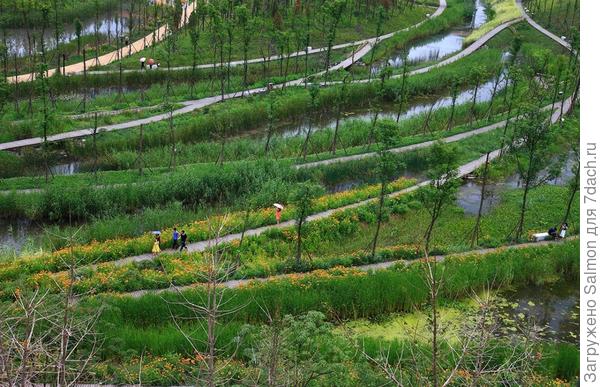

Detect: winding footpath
516,0,572,51
126,237,576,298
0,0,449,151
0,0,571,152
0,98,559,195
69,92,570,273
7,1,197,84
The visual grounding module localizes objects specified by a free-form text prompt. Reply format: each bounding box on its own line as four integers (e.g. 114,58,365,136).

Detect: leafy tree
240,311,351,387
370,123,401,258
510,105,558,241
289,182,324,267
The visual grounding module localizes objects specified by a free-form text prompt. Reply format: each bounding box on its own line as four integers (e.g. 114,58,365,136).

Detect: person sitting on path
548,226,558,240
152,234,161,255
172,227,179,249
559,222,569,239
179,230,188,251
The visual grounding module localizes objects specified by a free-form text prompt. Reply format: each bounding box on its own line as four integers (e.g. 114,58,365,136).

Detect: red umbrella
146,58,155,65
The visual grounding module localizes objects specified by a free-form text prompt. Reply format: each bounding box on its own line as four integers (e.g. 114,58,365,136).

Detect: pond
346,280,578,347
498,280,579,344
50,161,81,176
0,218,41,255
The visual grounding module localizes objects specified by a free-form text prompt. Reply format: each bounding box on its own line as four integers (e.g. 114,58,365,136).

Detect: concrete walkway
79,94,572,270
82,0,447,76
516,0,573,51
0,0,453,151
7,1,198,84
0,118,509,195
125,237,575,298
103,152,497,268
0,95,571,194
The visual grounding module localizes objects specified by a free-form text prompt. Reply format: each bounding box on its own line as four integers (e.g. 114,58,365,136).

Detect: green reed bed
19,181,577,298
0,121,510,223
94,239,578,336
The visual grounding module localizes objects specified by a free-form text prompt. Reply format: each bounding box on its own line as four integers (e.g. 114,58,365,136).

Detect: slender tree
370,124,400,258
301,85,320,161
395,50,409,123
322,0,345,83
510,105,556,241
368,6,386,81
289,182,324,267
416,142,460,386
74,18,82,55
469,152,491,248
331,73,350,154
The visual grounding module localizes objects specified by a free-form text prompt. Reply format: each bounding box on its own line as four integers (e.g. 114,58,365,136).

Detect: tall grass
464,0,522,44
96,240,579,329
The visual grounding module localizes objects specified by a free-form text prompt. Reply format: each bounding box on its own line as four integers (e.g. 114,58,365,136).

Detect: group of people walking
151,206,285,255
152,227,188,255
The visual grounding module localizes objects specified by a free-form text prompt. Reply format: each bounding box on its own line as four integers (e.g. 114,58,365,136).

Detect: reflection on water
456,153,577,215
0,219,38,255
380,32,466,71
50,162,81,176
4,13,132,57
373,0,488,72
274,71,508,139
499,281,579,344
472,0,488,29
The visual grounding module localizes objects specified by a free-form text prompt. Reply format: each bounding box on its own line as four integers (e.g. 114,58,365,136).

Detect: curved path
126,237,576,298
76,95,571,270
1,0,528,153
516,0,572,51
2,93,566,195
80,1,447,76
8,2,198,84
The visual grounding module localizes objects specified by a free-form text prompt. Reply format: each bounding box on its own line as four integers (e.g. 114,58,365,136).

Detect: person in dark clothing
172,227,179,249
179,230,188,251
548,226,558,239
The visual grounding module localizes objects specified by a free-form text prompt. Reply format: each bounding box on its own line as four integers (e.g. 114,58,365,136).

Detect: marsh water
372,0,488,73
498,281,579,344
263,70,508,140
0,218,41,255
456,153,577,215
3,10,136,57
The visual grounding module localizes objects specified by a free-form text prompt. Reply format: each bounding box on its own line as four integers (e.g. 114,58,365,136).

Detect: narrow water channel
372,0,488,73
456,153,577,215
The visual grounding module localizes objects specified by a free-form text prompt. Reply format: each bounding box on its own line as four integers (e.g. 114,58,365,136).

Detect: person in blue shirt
172,227,180,249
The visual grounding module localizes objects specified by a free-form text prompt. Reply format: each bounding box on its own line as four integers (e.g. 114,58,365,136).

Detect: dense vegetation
0,0,581,385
